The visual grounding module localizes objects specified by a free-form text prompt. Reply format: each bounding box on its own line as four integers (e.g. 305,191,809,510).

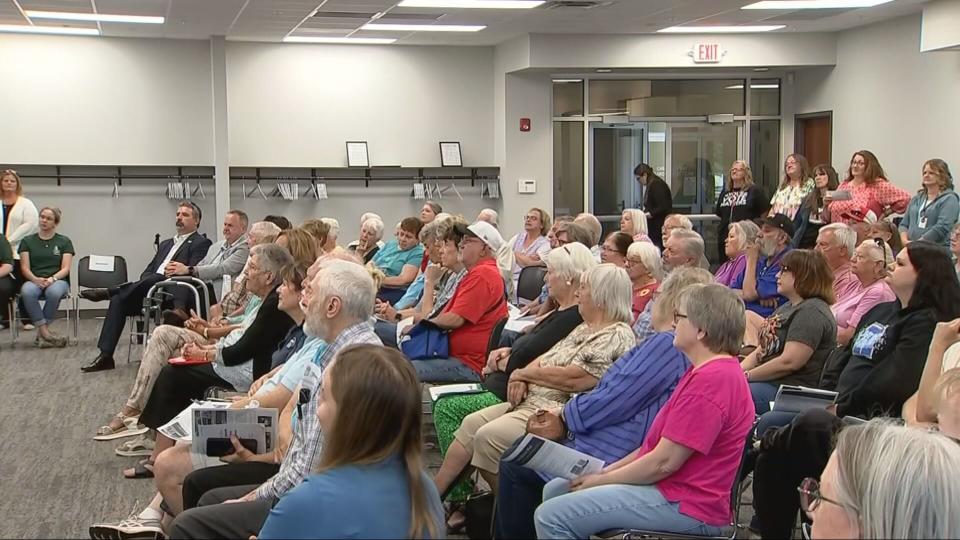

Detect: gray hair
627,241,664,282
574,213,602,247
582,263,633,324
857,238,894,275
361,217,384,241
669,229,706,265
320,217,340,240
652,267,713,329
478,208,499,227
729,220,760,252
545,242,597,285
681,283,745,355
360,212,381,226
666,214,694,230
621,209,649,237
248,221,281,245
315,259,376,322
420,217,445,244
833,419,960,539
227,209,250,229
556,222,595,248
251,243,294,287
821,223,857,257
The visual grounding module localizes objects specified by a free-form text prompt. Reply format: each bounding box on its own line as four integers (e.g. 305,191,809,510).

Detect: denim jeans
374,319,398,348
749,381,781,415
534,478,722,539
410,357,480,383
19,280,70,326
495,442,547,540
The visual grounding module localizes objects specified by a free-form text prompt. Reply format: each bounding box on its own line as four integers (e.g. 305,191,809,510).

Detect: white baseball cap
465,221,505,252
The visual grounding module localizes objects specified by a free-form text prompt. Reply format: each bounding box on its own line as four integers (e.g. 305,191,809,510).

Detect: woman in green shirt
18,207,74,347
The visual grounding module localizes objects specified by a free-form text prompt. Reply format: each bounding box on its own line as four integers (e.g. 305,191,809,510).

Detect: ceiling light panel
363,23,486,31
657,25,786,33
398,0,545,8
742,0,892,9
25,11,165,24
0,24,100,35
283,36,397,44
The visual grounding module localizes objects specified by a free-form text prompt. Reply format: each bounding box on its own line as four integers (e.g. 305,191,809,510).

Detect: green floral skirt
433,391,504,502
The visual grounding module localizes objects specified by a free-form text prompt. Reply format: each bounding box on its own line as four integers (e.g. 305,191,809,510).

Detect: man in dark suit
80,202,212,373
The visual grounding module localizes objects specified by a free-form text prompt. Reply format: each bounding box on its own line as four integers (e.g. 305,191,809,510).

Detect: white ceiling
0,0,926,45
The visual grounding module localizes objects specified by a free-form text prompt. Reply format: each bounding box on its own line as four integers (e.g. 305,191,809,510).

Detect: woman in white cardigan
2,169,39,326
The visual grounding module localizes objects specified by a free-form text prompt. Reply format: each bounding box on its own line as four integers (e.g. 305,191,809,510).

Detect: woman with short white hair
319,217,340,252
715,220,760,287
625,241,662,323
535,284,754,538
832,239,896,345
433,261,636,496
621,209,651,243
803,420,960,539
349,217,384,263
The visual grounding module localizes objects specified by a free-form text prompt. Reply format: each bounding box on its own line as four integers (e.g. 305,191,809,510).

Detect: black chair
486,316,509,360
516,266,547,304
74,255,130,353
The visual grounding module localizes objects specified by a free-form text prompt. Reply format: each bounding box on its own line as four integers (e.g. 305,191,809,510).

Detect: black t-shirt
482,305,584,401
716,185,770,231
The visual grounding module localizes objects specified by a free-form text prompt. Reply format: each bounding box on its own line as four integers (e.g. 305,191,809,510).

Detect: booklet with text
501,434,604,480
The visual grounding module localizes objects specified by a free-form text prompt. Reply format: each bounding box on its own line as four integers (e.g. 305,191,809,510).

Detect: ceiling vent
543,0,612,10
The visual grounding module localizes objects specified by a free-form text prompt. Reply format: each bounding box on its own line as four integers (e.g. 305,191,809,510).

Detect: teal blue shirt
259,454,444,539
899,189,960,247
371,239,424,278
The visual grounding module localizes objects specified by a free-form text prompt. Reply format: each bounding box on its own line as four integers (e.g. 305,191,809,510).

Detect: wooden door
795,113,832,168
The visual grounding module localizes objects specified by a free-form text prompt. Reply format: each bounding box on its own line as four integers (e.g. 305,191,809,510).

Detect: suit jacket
196,236,249,281
643,176,673,246
140,231,212,279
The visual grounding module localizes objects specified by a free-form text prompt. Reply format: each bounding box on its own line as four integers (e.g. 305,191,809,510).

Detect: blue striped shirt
563,331,690,464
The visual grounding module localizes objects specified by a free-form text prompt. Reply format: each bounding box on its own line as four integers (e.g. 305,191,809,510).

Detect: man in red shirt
412,221,508,382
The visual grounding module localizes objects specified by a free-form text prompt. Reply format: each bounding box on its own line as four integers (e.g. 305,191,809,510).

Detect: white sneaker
89,506,164,540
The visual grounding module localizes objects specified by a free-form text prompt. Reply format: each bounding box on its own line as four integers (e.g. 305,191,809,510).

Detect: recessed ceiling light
283,36,397,44
0,24,100,35
658,25,785,33
596,69,612,73
25,11,164,24
398,0,544,8
362,23,485,32
753,67,770,72
742,0,892,9
552,79,583,83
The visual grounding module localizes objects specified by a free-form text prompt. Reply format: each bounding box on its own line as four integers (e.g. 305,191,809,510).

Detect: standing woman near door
635,163,673,249
768,154,815,220
0,169,39,328
715,160,770,258
792,164,840,248
826,150,910,224
899,159,958,249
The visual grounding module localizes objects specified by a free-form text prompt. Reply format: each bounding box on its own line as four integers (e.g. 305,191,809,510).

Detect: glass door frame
586,120,648,230
665,120,746,218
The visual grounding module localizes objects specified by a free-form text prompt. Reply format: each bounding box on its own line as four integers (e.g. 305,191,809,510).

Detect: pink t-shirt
831,279,896,330
635,357,754,526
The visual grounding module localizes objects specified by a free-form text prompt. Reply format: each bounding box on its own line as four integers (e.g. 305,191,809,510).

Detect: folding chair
516,266,548,305
74,255,129,350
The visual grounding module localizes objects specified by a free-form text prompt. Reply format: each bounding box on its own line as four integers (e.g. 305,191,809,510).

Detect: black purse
464,488,495,540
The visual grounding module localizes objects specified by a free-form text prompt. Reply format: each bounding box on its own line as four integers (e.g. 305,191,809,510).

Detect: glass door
588,122,645,235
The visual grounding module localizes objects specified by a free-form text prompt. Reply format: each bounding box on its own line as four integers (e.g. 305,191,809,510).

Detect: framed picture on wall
346,141,370,168
439,141,463,167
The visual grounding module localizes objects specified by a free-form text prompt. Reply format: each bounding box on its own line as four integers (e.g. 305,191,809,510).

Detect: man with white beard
168,258,382,539
731,214,794,317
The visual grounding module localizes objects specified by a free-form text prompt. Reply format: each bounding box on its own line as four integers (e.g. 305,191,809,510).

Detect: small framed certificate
346,141,369,168
439,141,463,167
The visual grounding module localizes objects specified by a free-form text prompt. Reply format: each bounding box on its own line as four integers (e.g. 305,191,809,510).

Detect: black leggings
0,275,14,321
139,363,233,430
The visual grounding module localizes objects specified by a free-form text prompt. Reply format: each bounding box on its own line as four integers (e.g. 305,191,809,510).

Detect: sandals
94,414,148,441
122,459,154,479
115,436,155,457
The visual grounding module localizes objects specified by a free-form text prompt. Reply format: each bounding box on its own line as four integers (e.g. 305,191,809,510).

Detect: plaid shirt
219,270,251,315
632,301,655,344
253,319,381,501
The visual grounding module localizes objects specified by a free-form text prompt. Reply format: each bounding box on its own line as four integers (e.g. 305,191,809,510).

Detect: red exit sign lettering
691,43,724,64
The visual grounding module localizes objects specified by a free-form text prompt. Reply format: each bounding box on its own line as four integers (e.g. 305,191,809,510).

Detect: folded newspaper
501,434,604,480
158,401,278,470
504,304,537,333
429,383,484,401
771,385,838,413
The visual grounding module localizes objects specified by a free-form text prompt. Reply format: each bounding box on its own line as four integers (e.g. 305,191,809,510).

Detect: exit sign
690,43,725,63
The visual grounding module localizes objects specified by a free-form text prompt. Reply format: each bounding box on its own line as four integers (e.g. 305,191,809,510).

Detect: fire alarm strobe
520,118,531,132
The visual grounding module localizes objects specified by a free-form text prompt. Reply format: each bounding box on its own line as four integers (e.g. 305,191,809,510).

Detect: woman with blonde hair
715,220,760,287
299,218,330,255
507,207,553,296
620,209,651,243
1,169,39,328
769,154,814,220
258,344,444,538
803,420,960,539
276,227,321,268
716,160,769,256
899,159,958,248
831,239,896,345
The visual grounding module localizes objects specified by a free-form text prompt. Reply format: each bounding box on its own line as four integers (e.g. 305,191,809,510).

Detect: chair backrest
516,265,548,303
76,255,129,290
485,317,509,359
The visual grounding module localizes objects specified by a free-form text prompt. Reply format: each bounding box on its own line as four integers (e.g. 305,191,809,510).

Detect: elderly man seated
814,222,861,303
80,202,212,373
731,214,794,317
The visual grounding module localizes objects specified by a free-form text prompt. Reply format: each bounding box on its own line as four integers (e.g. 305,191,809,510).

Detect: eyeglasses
851,160,867,166
797,477,846,514
673,311,688,324
779,265,791,273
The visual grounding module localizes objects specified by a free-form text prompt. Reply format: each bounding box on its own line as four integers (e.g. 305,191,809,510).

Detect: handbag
464,487,495,540
401,319,450,360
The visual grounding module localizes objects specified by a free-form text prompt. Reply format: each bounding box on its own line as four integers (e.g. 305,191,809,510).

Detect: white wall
226,42,495,168
794,14,960,192
0,35,214,166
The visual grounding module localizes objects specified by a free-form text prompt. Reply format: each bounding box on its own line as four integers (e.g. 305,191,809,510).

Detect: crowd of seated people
49,151,960,540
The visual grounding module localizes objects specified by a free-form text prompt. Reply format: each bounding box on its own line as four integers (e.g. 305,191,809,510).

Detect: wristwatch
189,266,198,277
394,312,403,322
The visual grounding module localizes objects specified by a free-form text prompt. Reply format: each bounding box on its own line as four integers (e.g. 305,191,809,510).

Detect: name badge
918,215,928,229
